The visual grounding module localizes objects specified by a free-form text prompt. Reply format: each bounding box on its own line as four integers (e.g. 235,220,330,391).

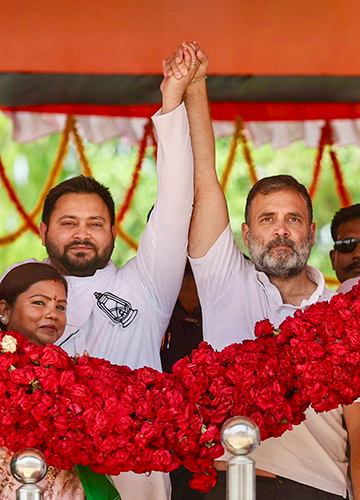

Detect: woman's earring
0,315,8,324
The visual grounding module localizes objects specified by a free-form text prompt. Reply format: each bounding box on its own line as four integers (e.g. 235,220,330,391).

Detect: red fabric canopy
1,0,360,121
1,0,360,75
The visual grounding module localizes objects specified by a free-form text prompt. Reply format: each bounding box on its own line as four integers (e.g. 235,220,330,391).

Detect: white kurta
190,223,349,498
55,103,194,500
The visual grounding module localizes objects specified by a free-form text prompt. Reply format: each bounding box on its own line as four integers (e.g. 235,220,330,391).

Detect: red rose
40,345,70,368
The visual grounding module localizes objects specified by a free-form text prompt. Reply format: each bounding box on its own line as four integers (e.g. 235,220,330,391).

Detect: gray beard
248,233,312,280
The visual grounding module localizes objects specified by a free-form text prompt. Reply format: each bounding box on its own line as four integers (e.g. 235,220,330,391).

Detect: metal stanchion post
221,416,260,500
10,449,48,500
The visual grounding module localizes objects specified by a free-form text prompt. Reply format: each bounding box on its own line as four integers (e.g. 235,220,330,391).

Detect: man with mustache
164,41,359,500
32,50,198,500
330,204,360,293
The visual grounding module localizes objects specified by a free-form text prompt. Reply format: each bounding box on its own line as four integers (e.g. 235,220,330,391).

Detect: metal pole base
227,456,255,500
16,483,44,500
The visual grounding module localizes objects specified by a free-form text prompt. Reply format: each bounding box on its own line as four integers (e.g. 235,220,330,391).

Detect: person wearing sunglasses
330,204,360,292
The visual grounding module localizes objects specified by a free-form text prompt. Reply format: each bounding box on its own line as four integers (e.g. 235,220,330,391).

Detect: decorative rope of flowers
116,119,155,225
239,118,258,186
221,117,257,191
114,119,157,251
308,120,352,207
70,116,93,177
0,116,157,251
2,284,360,492
308,121,330,200
0,115,73,246
0,155,40,235
116,226,139,252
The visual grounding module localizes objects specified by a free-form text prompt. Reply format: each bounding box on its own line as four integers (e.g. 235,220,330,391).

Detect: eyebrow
29,294,67,303
58,215,106,222
257,211,303,219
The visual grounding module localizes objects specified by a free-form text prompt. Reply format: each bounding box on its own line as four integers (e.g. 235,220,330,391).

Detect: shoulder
337,277,360,294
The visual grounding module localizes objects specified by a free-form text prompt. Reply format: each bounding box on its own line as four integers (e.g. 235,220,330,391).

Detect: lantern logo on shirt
94,291,138,328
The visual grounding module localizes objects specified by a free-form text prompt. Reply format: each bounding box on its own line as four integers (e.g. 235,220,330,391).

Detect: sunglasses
334,238,360,254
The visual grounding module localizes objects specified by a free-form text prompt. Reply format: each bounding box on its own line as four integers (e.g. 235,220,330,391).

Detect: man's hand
163,41,209,85
160,43,200,114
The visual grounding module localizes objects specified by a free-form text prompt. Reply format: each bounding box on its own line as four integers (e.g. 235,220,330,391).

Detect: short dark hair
42,175,115,226
245,175,313,225
0,263,68,330
330,204,360,241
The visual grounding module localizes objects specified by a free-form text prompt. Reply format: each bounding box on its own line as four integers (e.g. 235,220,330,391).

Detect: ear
310,222,316,248
111,224,117,241
330,249,336,271
39,222,48,246
0,300,11,325
242,222,250,248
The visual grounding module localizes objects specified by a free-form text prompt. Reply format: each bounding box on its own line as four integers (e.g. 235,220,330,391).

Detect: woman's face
7,280,67,346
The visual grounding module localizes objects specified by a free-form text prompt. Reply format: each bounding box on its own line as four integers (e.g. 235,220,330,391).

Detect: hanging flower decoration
1,284,360,492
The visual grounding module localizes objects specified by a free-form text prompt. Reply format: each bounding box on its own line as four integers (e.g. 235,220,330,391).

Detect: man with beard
163,41,359,500
33,50,198,500
330,204,360,293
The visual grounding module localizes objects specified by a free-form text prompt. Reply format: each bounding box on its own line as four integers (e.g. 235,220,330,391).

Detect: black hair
42,175,115,226
0,263,68,330
330,204,360,241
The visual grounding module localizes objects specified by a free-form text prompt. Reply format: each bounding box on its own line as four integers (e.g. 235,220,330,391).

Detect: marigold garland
220,117,242,191
0,155,39,235
239,118,258,186
70,116,93,177
308,121,352,207
116,120,154,225
0,115,73,246
0,112,352,255
308,122,329,199
221,117,257,191
329,149,352,207
116,226,138,251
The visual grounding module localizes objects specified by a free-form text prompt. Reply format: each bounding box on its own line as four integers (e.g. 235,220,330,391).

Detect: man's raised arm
165,42,229,259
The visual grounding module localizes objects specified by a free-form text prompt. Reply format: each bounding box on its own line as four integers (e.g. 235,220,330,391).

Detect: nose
273,220,289,238
44,302,58,320
352,242,360,259
73,223,90,241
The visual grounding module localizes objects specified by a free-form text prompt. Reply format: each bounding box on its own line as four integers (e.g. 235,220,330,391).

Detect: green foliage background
1,111,360,285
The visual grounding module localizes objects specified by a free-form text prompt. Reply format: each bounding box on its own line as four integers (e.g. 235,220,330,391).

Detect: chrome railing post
10,449,47,500
221,416,260,500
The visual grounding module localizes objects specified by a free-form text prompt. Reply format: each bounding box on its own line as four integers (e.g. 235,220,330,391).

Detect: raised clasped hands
161,41,209,114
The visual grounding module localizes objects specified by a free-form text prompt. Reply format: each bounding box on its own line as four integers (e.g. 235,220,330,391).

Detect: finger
162,59,173,78
183,47,192,69
182,45,198,76
174,47,188,76
167,52,184,79
83,350,89,357
182,41,200,54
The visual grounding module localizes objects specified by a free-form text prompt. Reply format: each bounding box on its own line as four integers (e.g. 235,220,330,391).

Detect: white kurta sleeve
135,102,194,315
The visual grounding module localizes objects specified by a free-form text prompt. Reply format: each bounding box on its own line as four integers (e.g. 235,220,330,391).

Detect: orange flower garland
0,155,39,235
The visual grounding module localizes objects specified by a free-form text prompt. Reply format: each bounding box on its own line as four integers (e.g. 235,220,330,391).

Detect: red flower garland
1,284,360,492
